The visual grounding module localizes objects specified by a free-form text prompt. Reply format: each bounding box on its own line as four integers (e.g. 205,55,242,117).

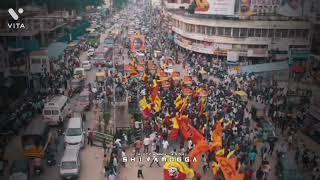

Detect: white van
64,117,85,148
59,145,81,179
43,95,68,125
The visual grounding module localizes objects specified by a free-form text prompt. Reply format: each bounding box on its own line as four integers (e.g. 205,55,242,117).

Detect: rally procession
1,0,320,180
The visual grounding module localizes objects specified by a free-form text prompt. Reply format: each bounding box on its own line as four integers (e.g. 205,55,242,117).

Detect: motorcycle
46,153,56,166
32,158,43,175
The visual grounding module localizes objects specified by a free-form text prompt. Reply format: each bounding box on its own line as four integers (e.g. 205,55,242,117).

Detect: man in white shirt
162,140,169,154
143,136,151,153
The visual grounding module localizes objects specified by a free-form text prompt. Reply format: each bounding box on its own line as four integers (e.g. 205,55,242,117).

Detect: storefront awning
48,42,67,59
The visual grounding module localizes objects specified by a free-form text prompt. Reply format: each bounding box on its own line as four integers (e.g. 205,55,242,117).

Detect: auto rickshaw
70,78,85,94
96,71,106,83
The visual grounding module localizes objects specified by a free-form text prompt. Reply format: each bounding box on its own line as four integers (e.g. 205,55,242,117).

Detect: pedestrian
256,166,264,180
121,149,126,167
143,136,150,153
103,154,109,176
87,128,94,146
162,139,169,153
137,161,144,179
149,154,161,167
103,138,107,154
202,154,208,174
135,139,143,156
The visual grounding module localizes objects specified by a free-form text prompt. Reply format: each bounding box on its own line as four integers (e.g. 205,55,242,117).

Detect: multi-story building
164,0,316,65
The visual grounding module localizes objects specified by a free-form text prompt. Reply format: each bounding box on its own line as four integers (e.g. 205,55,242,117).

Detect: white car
64,117,85,148
81,61,92,71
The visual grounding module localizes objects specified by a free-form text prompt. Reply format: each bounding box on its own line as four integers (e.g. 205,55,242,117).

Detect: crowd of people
101,8,320,180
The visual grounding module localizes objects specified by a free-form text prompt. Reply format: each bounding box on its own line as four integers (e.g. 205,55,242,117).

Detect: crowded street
1,0,320,180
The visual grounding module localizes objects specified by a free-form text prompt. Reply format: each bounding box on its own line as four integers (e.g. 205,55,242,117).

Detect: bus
21,119,51,159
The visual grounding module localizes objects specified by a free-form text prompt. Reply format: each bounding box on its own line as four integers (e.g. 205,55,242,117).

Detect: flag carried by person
216,157,245,180
163,156,195,180
169,117,180,141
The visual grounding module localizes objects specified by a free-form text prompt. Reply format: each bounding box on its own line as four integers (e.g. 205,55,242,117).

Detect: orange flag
216,157,245,180
212,122,224,148
189,140,210,170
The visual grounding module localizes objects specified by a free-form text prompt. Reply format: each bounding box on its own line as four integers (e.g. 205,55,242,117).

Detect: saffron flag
212,122,224,148
216,157,245,180
179,117,205,144
189,140,210,170
163,157,195,180
170,117,180,142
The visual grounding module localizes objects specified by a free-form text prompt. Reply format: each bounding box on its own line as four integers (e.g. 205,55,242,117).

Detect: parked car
81,61,92,71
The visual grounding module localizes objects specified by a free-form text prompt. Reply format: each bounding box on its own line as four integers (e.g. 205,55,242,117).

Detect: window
44,110,51,115
268,29,274,38
201,26,205,34
261,29,268,37
233,28,239,37
217,27,224,36
211,27,216,35
52,110,59,115
255,29,261,37
32,58,41,64
302,30,309,38
275,29,281,38
295,30,302,38
196,25,201,33
225,28,231,37
240,28,247,37
248,29,255,37
288,29,295,38
206,26,211,35
66,128,82,136
191,25,195,33
281,29,288,38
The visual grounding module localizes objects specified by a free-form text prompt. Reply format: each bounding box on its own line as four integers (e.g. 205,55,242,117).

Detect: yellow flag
215,148,225,156
173,117,179,129
227,150,236,159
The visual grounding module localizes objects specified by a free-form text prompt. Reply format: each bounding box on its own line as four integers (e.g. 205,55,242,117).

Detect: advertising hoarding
278,0,304,17
195,0,236,15
240,0,281,16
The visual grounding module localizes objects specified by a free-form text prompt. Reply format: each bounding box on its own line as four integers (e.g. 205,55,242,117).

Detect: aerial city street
0,0,320,180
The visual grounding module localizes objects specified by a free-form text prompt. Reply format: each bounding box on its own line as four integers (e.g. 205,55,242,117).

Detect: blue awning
241,61,289,73
48,42,67,59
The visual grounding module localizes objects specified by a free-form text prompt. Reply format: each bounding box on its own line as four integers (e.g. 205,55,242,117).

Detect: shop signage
247,48,268,57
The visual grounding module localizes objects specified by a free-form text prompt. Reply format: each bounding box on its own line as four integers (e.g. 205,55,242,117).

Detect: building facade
164,0,315,64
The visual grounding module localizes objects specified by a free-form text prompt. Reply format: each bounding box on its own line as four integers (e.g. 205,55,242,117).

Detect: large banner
131,34,145,52
278,0,304,17
195,0,236,15
240,0,281,16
